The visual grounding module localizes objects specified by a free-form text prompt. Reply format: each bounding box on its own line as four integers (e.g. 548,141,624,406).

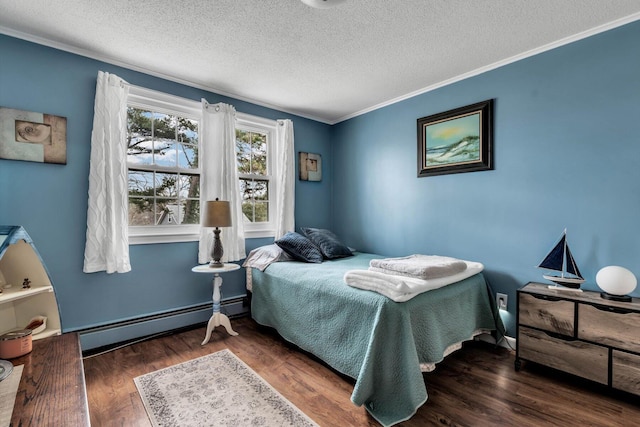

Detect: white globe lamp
596,266,637,302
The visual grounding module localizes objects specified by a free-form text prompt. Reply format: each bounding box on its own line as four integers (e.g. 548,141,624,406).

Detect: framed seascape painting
417,99,493,177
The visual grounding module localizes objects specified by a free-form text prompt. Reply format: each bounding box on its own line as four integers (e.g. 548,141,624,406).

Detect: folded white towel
345,261,484,302
369,254,467,280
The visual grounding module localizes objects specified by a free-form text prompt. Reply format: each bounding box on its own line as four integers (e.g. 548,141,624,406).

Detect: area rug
134,349,318,427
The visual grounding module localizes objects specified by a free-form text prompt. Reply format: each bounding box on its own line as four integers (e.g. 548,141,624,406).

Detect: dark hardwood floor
83,316,639,426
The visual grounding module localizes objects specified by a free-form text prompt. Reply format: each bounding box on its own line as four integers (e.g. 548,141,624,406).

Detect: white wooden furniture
192,263,240,345
0,226,61,340
516,282,640,397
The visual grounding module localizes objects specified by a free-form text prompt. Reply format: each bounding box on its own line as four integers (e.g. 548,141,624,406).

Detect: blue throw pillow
275,232,323,263
300,227,353,260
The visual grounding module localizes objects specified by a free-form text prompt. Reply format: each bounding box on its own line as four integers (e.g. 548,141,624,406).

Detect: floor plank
83,316,640,426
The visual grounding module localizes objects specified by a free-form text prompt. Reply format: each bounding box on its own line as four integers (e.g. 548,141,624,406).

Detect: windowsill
244,228,275,239
129,231,200,245
128,226,274,245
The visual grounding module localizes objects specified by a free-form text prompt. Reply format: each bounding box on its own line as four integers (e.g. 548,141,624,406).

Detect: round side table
192,263,241,345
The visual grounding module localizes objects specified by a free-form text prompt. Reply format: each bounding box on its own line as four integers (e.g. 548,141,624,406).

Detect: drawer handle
591,304,634,315
544,331,576,341
529,294,563,302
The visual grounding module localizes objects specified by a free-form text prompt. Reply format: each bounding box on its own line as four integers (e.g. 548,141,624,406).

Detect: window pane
236,129,251,173
178,174,200,199
254,201,269,222
241,201,254,222
239,178,268,201
128,170,154,197
239,178,269,223
156,199,179,225
155,173,178,197
154,139,177,167
253,179,268,200
153,112,177,140
127,108,154,166
153,113,177,167
177,143,198,169
178,118,198,145
250,132,267,176
181,199,200,225
129,197,154,225
239,178,252,201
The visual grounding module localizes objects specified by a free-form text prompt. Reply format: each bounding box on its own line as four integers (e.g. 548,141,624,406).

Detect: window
126,86,202,244
236,114,278,238
125,86,279,243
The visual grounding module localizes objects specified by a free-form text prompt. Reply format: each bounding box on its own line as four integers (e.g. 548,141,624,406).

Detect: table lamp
204,198,232,268
596,265,637,302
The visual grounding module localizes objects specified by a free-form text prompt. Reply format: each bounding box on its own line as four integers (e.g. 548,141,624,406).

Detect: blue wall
332,21,640,334
0,35,332,339
2,19,639,343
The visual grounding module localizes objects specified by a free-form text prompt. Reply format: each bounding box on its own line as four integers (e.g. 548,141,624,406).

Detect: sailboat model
538,229,585,289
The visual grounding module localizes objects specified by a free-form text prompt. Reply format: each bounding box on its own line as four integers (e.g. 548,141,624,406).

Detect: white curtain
274,119,295,239
83,71,131,273
198,100,246,264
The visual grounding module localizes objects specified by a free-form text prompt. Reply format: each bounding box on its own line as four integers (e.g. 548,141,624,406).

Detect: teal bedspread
250,253,502,426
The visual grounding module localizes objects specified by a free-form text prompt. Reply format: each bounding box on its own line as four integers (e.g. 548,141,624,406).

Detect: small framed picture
299,152,321,181
0,107,67,164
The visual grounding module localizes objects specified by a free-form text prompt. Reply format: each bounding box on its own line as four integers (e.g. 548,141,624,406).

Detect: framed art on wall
417,99,493,177
299,152,322,181
0,107,67,164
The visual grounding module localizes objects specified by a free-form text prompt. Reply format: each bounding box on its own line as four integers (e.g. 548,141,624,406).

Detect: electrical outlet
496,293,508,310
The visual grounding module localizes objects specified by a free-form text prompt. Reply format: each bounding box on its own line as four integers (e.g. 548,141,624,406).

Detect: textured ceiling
1,1,639,124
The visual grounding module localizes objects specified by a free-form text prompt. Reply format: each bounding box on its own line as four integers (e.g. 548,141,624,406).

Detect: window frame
127,86,202,245
236,113,278,239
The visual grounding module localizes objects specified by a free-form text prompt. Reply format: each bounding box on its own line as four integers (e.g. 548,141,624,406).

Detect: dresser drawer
578,304,640,353
612,350,640,396
518,326,608,385
519,293,575,336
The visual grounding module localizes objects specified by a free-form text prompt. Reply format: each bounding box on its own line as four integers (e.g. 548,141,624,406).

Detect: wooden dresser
9,332,90,426
516,282,640,396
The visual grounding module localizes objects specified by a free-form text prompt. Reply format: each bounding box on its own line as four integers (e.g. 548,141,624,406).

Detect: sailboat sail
538,229,585,288
538,235,565,273
565,245,583,279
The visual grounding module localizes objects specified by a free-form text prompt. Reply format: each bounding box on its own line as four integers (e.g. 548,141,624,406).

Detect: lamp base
209,227,224,269
600,292,632,302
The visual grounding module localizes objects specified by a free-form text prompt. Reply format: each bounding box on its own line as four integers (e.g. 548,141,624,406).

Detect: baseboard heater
78,297,249,353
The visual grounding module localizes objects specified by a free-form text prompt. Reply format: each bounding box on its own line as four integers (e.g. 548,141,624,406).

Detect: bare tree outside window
127,107,200,226
236,129,269,223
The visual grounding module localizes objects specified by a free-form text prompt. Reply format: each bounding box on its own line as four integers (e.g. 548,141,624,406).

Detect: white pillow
242,244,293,271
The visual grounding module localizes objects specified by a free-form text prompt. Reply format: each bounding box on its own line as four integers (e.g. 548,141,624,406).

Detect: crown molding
3,11,640,126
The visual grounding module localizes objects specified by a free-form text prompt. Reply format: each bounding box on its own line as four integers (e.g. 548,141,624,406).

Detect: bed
246,247,502,426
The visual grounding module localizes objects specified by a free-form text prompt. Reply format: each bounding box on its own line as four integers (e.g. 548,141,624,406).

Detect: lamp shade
596,266,637,296
204,199,231,228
